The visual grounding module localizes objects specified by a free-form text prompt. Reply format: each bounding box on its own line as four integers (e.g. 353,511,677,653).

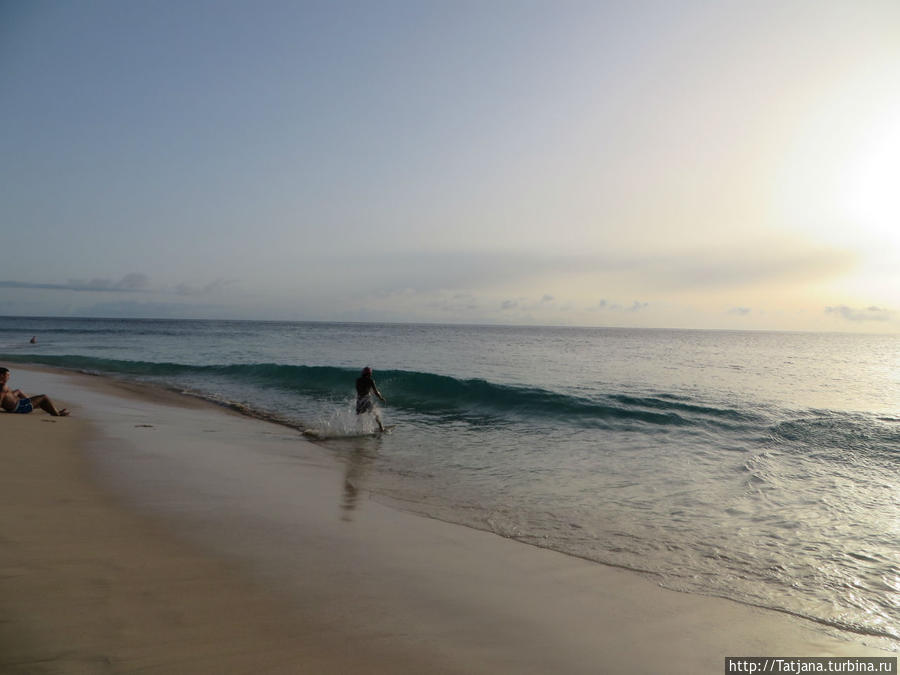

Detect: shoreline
1,368,434,674
1,365,894,673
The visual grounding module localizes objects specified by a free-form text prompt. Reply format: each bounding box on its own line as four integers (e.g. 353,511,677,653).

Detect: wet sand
1,366,893,674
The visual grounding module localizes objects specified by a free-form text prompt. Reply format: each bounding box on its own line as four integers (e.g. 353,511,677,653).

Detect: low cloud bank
825,305,892,322
0,274,234,297
0,273,149,292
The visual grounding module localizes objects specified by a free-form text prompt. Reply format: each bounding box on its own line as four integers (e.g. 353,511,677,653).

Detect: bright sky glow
1,0,898,331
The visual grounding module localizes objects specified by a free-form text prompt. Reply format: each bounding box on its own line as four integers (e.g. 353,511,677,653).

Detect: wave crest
3,354,755,428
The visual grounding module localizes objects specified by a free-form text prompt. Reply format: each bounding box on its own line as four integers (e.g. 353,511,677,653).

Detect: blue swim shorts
13,398,33,414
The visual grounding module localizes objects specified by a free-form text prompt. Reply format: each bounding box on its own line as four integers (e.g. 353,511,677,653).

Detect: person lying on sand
0,367,70,416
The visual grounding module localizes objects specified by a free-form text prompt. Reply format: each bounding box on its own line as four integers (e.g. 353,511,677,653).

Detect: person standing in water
355,366,385,432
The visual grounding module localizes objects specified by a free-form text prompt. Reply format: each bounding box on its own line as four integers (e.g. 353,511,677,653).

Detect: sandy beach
1,366,893,674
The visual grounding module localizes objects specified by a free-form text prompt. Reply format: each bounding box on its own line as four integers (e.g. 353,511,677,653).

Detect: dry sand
1,366,894,674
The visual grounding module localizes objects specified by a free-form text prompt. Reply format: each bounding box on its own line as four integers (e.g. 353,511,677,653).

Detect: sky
1,0,898,331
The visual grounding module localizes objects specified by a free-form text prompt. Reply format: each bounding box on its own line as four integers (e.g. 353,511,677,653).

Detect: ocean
2,316,897,647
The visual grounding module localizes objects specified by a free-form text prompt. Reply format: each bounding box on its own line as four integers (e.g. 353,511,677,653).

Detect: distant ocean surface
2,316,898,647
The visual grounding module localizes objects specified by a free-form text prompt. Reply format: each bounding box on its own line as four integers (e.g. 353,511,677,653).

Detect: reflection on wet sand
340,440,380,521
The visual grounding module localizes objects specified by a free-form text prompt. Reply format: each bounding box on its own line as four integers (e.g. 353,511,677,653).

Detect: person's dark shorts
13,398,33,414
356,396,373,414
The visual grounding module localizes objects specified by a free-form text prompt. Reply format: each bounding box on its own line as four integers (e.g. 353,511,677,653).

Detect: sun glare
841,120,900,250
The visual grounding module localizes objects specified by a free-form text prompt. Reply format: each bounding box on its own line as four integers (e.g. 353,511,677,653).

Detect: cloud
589,298,648,312
427,292,481,314
500,294,560,312
0,274,239,298
111,273,150,290
0,274,150,292
175,279,238,296
825,305,892,322
728,307,751,316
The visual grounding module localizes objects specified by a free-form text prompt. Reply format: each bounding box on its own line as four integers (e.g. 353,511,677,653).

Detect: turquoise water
2,316,898,646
